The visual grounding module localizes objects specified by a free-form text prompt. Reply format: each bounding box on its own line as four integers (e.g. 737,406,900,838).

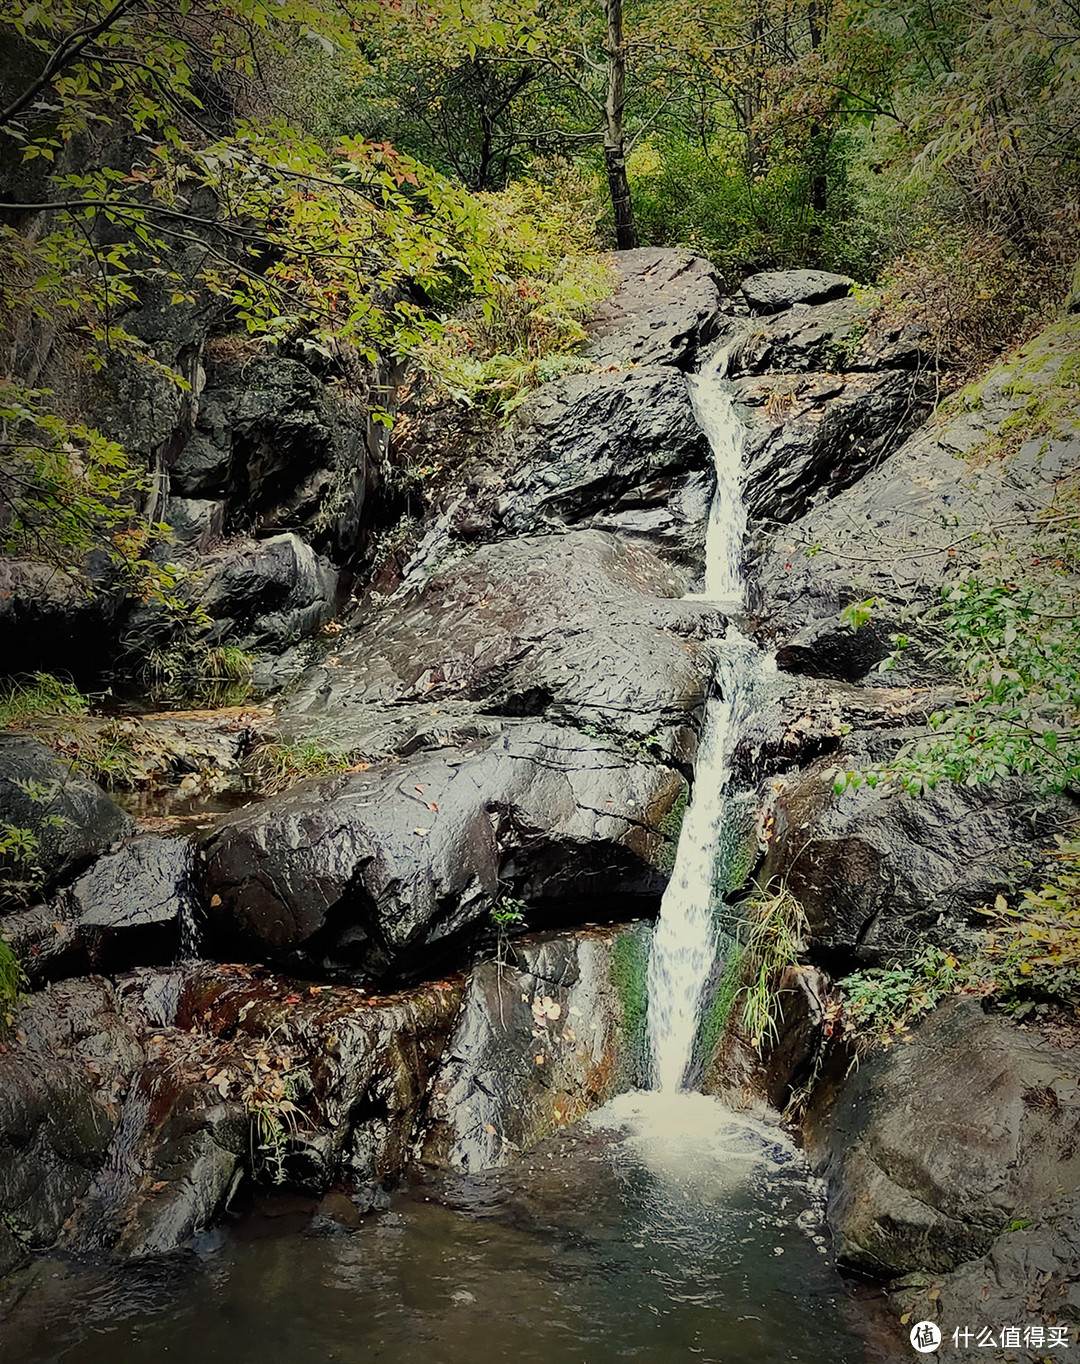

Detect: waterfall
646,356,761,1093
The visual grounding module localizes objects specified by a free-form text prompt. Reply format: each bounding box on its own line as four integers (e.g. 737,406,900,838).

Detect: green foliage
491,895,527,931
0,936,25,1028
1,0,596,595
720,882,807,1052
844,323,1080,798
840,943,962,1048
628,129,862,286
979,841,1080,1009
737,884,807,1049
655,784,688,873
0,671,89,727
0,819,43,910
427,173,615,417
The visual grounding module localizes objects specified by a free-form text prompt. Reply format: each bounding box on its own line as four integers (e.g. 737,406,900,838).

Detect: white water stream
646,358,769,1094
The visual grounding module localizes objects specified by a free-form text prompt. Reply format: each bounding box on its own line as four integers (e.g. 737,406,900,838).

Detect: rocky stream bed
2,249,1079,1361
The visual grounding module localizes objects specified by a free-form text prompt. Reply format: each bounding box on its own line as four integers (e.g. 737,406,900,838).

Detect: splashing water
646,356,765,1093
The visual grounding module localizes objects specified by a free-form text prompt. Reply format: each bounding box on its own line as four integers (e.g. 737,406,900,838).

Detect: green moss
964,314,1080,463
694,942,746,1073
610,927,651,1076
655,782,688,872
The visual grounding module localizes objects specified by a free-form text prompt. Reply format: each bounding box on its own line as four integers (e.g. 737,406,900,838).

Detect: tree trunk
604,0,638,250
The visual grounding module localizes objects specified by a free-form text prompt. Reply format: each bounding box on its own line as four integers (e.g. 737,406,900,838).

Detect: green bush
0,936,24,1027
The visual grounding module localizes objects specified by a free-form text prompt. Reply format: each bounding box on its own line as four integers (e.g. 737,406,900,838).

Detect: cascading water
646,354,768,1093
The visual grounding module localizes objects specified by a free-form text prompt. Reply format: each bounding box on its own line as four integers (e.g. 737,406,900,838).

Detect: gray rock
282,529,724,758
0,739,132,907
750,328,1080,677
0,978,143,1266
0,960,464,1263
741,269,853,315
200,724,684,980
586,247,722,369
499,365,711,557
893,1197,1080,1350
5,836,197,981
734,367,934,524
167,355,369,553
163,496,225,553
808,999,1080,1276
419,922,650,1171
195,532,339,652
759,760,1075,963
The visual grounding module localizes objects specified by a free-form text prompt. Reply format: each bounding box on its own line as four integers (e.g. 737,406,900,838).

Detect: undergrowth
0,936,25,1027
723,881,808,1052
839,839,1080,1050
250,738,369,794
0,672,89,727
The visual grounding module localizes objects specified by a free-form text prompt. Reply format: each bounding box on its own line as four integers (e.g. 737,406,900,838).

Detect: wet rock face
0,961,464,1268
167,354,369,556
194,532,339,652
0,978,144,1275
807,998,1080,1277
759,762,1074,965
500,366,712,557
734,367,932,524
750,329,1077,681
5,836,198,983
0,739,132,906
585,247,722,369
283,529,724,755
201,727,683,980
419,923,650,1171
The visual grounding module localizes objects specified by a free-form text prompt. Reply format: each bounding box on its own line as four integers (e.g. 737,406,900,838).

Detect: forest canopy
0,0,1077,590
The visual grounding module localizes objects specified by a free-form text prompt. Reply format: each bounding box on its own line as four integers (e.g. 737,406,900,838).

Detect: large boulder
5,835,198,982
419,922,650,1171
808,999,1080,1276
740,268,852,315
167,353,369,559
758,759,1075,965
498,366,712,559
585,247,722,369
200,725,685,980
194,532,339,652
0,738,132,906
750,321,1080,679
282,529,724,758
733,366,933,524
